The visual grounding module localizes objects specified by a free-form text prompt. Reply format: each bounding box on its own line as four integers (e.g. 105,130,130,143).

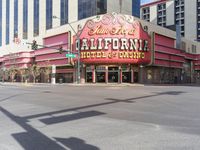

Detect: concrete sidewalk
0,82,144,87
1,81,199,87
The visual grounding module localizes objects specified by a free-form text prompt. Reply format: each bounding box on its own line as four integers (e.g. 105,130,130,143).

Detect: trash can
59,78,63,84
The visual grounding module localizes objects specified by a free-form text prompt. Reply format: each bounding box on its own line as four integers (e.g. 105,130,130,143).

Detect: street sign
66,53,76,58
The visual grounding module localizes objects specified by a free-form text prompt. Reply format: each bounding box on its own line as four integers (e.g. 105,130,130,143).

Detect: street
0,83,200,150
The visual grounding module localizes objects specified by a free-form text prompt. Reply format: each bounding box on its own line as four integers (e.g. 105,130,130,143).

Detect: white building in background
140,0,200,42
0,0,141,56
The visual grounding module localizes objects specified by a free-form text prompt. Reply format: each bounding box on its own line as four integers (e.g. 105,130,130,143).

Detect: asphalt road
0,83,200,150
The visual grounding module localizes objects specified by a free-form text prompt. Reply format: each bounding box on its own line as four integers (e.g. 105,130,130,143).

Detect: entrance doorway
122,72,131,83
96,66,106,83
86,72,92,83
96,72,105,82
108,67,119,83
134,72,139,83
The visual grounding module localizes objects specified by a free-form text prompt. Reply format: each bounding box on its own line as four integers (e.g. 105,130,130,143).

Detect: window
163,22,166,27
158,5,162,10
181,26,184,31
132,0,140,17
163,10,166,15
142,7,150,21
97,0,107,15
46,0,52,30
181,41,186,51
157,3,166,26
192,45,196,53
197,2,200,40
78,0,97,20
0,0,2,46
143,9,146,14
60,0,68,25
34,0,39,36
174,0,185,36
14,0,18,38
23,0,28,39
6,0,10,44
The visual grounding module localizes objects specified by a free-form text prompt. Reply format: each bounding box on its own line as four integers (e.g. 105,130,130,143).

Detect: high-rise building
141,0,199,41
0,0,140,56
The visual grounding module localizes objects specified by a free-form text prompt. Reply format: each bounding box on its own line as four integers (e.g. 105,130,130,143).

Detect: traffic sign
66,53,76,58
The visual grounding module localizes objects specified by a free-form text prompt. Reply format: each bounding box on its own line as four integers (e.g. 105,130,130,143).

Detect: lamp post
52,16,81,84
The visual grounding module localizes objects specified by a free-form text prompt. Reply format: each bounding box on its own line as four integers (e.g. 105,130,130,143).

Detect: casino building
73,13,200,84
1,12,200,84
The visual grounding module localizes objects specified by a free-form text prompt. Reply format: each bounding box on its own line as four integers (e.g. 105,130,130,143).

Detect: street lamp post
68,24,82,84
53,16,81,84
76,38,81,84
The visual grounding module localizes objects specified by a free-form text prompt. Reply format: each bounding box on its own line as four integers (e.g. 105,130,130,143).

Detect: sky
141,0,154,4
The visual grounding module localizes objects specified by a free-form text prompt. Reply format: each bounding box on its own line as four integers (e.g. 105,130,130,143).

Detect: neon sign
75,13,152,64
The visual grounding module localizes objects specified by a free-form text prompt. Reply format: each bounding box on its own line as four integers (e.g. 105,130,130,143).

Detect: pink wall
0,57,4,62
36,52,68,61
37,59,70,67
44,32,69,47
154,34,188,68
155,59,182,68
1,28,200,73
2,51,33,69
155,33,175,48
34,32,71,68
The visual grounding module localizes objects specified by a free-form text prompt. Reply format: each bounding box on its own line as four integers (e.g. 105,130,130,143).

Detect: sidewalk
0,82,144,87
1,82,199,87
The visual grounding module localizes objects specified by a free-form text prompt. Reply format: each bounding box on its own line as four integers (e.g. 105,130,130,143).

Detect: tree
45,66,52,83
8,66,18,82
20,68,29,83
29,64,41,83
40,66,52,83
0,68,3,81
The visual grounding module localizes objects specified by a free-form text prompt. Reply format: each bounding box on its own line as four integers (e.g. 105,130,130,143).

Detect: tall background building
0,0,140,56
141,0,199,42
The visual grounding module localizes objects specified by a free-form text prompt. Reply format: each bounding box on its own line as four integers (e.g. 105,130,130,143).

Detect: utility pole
52,16,82,84
119,0,122,13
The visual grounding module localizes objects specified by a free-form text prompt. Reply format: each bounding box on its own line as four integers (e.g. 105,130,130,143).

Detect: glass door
122,72,131,83
108,67,119,83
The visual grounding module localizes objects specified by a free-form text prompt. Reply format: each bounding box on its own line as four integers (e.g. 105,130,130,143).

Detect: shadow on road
40,110,105,125
55,137,100,150
23,91,186,121
0,94,26,102
0,106,101,150
0,90,187,149
106,91,186,102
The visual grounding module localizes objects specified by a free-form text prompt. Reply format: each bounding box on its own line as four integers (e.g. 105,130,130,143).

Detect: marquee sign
75,13,152,64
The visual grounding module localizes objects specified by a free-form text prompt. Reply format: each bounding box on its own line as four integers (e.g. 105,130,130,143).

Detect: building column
105,66,108,83
51,65,56,84
139,65,144,84
80,65,85,84
119,66,122,83
92,65,95,83
131,66,134,83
